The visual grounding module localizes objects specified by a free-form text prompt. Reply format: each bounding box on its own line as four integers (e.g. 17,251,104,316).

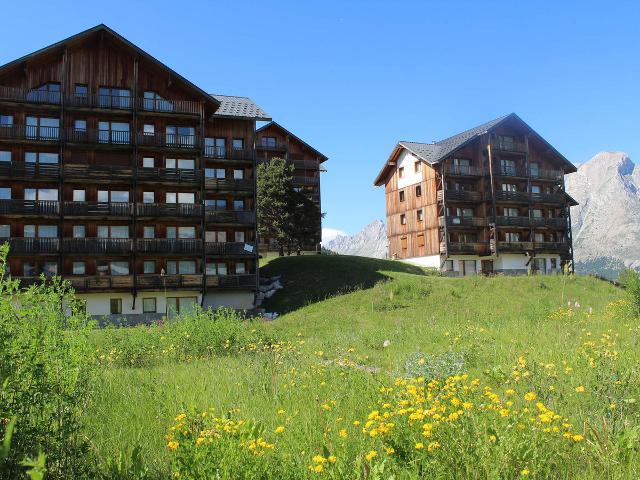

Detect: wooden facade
255,122,327,251
0,25,270,312
374,114,578,275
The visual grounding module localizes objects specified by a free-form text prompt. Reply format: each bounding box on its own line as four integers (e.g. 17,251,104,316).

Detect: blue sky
1,0,638,236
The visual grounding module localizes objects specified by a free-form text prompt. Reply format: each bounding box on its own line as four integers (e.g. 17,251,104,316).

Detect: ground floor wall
401,253,562,276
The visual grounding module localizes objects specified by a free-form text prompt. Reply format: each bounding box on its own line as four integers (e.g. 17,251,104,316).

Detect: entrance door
481,260,494,275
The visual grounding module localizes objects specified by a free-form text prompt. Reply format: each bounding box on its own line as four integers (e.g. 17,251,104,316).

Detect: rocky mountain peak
323,220,387,258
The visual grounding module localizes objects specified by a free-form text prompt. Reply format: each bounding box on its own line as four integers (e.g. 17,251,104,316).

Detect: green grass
82,256,640,479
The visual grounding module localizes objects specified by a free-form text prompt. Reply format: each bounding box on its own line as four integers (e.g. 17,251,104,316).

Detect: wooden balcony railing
0,200,59,216
491,138,527,154
439,216,486,227
138,132,200,149
138,98,201,115
532,217,567,229
497,241,533,252
136,203,202,218
204,209,256,224
493,163,529,177
496,216,531,227
205,274,256,288
204,178,254,191
441,241,489,254
67,275,134,292
63,164,133,181
0,125,60,142
0,162,60,178
533,242,570,253
291,159,319,170
443,164,484,177
136,238,202,254
7,237,59,254
293,175,319,185
137,274,202,290
137,167,200,184
66,128,131,145
67,93,133,110
203,146,255,161
63,238,132,254
257,141,287,150
204,242,255,256
63,201,133,217
437,190,482,202
0,86,61,105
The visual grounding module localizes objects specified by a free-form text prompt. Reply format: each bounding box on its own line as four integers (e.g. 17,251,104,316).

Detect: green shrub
0,244,95,479
619,269,640,316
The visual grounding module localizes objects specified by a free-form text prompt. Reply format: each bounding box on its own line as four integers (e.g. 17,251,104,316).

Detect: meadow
2,253,640,479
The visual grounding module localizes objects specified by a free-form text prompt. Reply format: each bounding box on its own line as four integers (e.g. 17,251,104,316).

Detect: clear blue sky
1,0,638,235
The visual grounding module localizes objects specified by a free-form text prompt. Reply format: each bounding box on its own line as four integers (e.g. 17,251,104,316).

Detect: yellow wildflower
365,450,378,461
415,442,424,450
524,392,537,401
575,386,585,393
275,426,285,434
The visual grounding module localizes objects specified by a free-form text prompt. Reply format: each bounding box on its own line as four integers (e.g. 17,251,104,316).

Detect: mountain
565,151,640,278
323,220,388,258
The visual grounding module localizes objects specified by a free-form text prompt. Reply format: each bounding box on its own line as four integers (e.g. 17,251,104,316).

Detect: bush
619,269,640,316
0,244,95,479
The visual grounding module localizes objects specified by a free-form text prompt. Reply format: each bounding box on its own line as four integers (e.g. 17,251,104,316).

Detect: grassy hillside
80,256,639,479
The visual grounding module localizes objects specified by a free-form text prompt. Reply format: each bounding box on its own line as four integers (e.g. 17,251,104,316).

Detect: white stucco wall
202,290,255,310
396,150,423,189
401,254,441,269
80,291,203,316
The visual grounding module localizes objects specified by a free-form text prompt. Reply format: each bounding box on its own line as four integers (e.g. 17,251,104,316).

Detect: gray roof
211,94,271,121
400,114,510,165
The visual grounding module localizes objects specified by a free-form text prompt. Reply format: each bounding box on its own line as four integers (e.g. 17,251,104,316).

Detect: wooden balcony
63,201,133,217
293,175,319,185
136,203,202,218
204,178,254,191
136,238,202,254
7,238,59,254
496,216,567,229
204,209,256,224
137,274,202,290
203,146,255,161
63,164,133,182
441,241,490,255
0,162,60,179
256,141,287,151
531,169,564,181
497,241,533,252
205,274,256,288
138,98,201,116
204,242,256,256
67,275,134,292
437,190,482,202
491,138,527,154
67,93,133,110
439,216,486,227
532,217,567,229
443,164,484,177
496,216,531,227
0,125,60,143
493,163,529,178
291,159,319,170
0,200,59,217
491,191,568,205
0,86,61,105
138,132,200,150
63,238,132,254
66,128,131,146
137,167,200,185
533,242,570,253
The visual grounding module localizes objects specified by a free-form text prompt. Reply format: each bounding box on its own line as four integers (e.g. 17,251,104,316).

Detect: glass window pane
143,226,155,239
110,226,129,238
205,168,214,178
143,261,155,274
233,138,244,150
166,192,177,203
234,169,244,180
38,189,58,201
24,225,36,237
72,261,85,275
73,189,85,201
165,158,176,169
142,298,156,313
216,169,226,179
143,157,154,168
24,189,36,200
97,226,109,238
25,152,36,163
111,191,129,202
39,153,58,164
74,120,86,131
0,225,9,237
110,261,129,275
178,261,196,274
177,192,194,204
178,227,195,239
143,192,154,203
217,263,227,275
180,297,197,314
38,225,57,238
97,190,108,202
235,231,244,242
166,297,178,317
0,188,11,199
206,262,215,275
166,261,177,275
43,262,58,277
73,225,85,238
233,200,244,211
23,262,35,276
217,231,227,243
166,227,176,239
178,159,194,170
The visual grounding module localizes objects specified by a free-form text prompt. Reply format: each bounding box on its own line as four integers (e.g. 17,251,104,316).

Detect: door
481,260,494,275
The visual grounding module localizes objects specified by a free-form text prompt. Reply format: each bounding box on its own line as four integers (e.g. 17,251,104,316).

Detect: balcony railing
491,191,567,205
291,159,319,170
0,125,60,142
443,164,484,177
496,216,531,227
138,97,201,115
441,241,489,255
7,238,59,254
205,242,255,256
0,162,60,178
531,169,564,181
493,164,529,177
205,274,256,288
138,132,200,149
136,238,202,254
439,216,486,227
293,175,319,185
203,146,255,161
0,200,59,216
533,242,570,253
136,203,202,218
0,86,61,105
257,141,287,151
137,167,200,184
63,238,132,254
66,93,133,110
66,128,131,145
204,178,254,191
67,275,134,292
137,274,202,290
204,209,256,224
437,190,482,202
492,138,527,153
63,164,133,181
532,217,567,229
63,201,133,217
497,241,533,252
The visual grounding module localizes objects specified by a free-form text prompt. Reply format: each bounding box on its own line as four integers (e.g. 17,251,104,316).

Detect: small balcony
204,209,256,225
256,141,287,151
0,125,60,143
67,275,134,292
532,217,567,229
497,241,533,252
204,242,256,256
441,241,490,255
137,167,200,185
63,164,133,182
491,138,527,154
496,216,531,227
203,146,255,162
0,200,59,217
443,164,484,177
0,86,61,106
137,274,202,290
204,178,254,191
136,203,202,218
136,238,202,254
7,237,59,254
293,175,319,186
138,132,200,150
138,97,201,116
63,201,133,217
439,216,486,227
66,128,131,146
63,238,132,254
67,93,133,110
0,162,60,179
533,242,570,254
493,163,529,178
437,190,482,203
291,159,319,170
205,274,256,288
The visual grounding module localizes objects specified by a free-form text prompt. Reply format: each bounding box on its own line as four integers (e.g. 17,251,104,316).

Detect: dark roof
256,121,328,162
210,94,271,121
374,113,577,186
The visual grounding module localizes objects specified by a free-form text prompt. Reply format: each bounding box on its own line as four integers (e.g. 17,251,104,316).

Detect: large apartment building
374,114,578,275
255,122,327,251
0,25,270,318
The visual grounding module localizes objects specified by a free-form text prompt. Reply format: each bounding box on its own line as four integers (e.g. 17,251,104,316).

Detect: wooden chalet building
255,122,327,251
0,24,271,318
374,114,578,275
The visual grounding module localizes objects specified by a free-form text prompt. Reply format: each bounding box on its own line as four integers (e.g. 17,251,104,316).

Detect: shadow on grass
259,254,429,314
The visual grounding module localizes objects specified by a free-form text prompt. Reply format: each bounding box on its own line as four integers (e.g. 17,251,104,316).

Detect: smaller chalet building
374,114,578,276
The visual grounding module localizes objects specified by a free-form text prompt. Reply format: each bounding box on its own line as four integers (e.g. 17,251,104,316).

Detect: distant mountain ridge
323,220,387,258
565,151,640,278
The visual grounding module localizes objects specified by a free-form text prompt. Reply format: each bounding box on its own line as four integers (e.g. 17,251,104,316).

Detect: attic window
398,167,405,178
399,191,405,202
400,214,406,225
414,161,422,173
415,185,422,197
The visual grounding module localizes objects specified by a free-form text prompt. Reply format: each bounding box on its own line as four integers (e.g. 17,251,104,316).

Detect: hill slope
323,220,387,258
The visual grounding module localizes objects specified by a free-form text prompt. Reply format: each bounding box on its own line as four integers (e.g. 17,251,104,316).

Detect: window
24,188,58,201
24,225,35,237
110,298,122,315
26,82,61,103
416,209,423,222
443,260,454,272
236,262,246,274
72,225,85,238
206,199,227,210
206,262,227,275
531,185,541,194
143,192,155,203
414,161,422,173
453,158,471,174
43,262,57,277
233,200,244,211
550,258,557,270
0,188,10,199
399,191,405,202
205,168,226,179
398,167,404,178
205,230,226,242
501,184,517,192
165,158,195,170
98,121,130,144
142,298,157,313
72,261,86,275
415,185,422,197
0,225,9,237
417,233,425,248
143,91,172,112
0,115,13,127
143,124,155,136
74,120,86,132
400,214,406,225
143,261,155,274
0,151,10,162
463,260,477,276
234,231,244,242
534,233,545,243
504,208,518,217
205,137,226,157
73,189,86,202
233,138,244,150
534,258,547,274
261,137,276,147
530,162,540,178
23,262,35,277
499,159,516,176
38,225,57,238
532,209,543,218
167,260,196,275
166,297,197,316
166,192,195,204
505,232,520,242
142,157,155,168
99,87,131,109
97,226,128,238
166,126,195,147
455,208,474,218
98,190,129,202
26,116,59,140
110,262,129,276
143,226,155,239
74,84,88,101
25,152,58,164
498,135,516,151
233,169,244,180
